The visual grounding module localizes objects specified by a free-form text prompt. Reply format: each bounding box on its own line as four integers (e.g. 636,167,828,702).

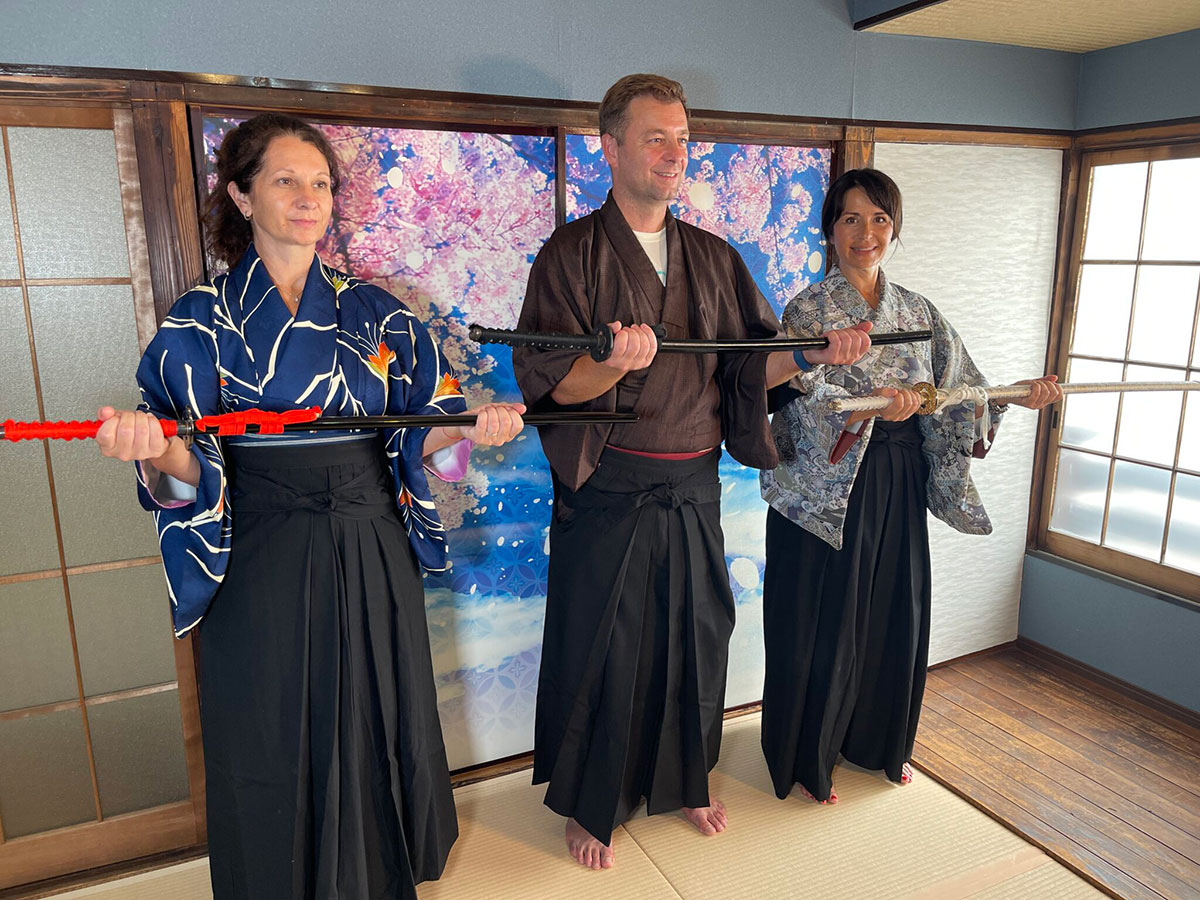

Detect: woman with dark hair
95,113,524,898
759,168,1060,804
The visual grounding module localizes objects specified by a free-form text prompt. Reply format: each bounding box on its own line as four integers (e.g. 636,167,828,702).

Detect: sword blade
469,323,931,361
828,380,1200,413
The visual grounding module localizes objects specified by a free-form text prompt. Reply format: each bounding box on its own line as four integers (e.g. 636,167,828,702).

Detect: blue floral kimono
136,246,467,636
760,267,1005,548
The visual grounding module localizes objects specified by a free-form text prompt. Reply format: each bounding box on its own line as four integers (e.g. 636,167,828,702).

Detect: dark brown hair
202,113,342,268
598,73,688,142
821,168,903,242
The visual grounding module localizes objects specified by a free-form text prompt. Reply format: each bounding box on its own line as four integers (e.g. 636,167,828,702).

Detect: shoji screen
0,111,202,889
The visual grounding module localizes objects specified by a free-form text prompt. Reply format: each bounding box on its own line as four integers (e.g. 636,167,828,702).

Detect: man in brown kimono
512,73,871,870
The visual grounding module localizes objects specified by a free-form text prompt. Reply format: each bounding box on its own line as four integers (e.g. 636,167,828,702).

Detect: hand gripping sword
468,323,932,361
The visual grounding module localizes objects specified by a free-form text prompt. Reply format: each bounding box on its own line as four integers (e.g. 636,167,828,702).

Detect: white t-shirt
633,227,667,286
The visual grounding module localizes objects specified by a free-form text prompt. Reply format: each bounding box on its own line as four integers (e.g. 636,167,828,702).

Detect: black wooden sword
468,323,932,362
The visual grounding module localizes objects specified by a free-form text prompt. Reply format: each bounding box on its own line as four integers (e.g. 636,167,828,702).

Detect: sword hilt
468,323,668,361
1,417,183,442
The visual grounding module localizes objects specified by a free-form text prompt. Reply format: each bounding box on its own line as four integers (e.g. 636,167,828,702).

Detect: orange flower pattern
432,372,462,399
368,341,396,379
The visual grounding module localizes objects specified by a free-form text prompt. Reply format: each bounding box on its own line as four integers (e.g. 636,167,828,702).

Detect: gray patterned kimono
760,267,1006,549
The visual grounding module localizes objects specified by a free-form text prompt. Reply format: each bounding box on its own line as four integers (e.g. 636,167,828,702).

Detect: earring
243,211,251,221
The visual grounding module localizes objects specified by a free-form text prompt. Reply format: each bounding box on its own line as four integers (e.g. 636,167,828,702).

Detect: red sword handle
1,407,323,444
1,418,181,441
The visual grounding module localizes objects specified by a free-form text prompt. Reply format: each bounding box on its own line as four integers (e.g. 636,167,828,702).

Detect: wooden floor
913,641,1200,900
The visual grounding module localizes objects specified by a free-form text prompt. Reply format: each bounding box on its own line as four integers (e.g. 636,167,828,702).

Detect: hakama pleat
761,417,930,802
197,439,457,900
533,449,733,844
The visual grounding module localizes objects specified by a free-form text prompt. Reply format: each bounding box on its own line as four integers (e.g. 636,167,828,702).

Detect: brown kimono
513,195,780,843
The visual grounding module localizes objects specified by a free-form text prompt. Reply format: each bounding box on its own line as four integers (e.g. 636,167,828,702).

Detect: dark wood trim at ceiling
853,0,950,31
0,63,1079,149
1074,116,1200,150
875,126,1071,149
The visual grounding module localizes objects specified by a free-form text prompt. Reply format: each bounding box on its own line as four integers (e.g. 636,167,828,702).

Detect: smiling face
227,134,333,257
601,95,689,228
830,186,896,277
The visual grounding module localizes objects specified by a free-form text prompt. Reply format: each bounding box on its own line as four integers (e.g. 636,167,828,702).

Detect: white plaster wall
872,142,1063,663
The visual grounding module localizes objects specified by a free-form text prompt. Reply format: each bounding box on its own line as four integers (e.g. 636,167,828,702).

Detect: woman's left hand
1011,375,1062,410
461,402,526,446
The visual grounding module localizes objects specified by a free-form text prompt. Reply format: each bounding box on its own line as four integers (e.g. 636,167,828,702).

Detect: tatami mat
41,859,212,900
45,713,1109,900
417,768,680,900
619,716,1097,900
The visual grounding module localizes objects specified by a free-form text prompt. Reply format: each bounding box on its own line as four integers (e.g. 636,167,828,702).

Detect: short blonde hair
598,74,688,142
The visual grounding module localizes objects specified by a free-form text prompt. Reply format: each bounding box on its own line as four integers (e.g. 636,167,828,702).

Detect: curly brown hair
598,73,688,143
202,113,342,269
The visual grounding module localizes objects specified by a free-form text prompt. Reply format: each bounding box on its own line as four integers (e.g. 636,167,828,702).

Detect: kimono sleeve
380,307,467,573
134,289,227,638
717,248,782,470
925,297,1005,458
511,236,600,411
920,296,998,534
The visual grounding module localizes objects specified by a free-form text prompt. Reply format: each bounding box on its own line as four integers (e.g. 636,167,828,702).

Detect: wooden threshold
913,641,1200,900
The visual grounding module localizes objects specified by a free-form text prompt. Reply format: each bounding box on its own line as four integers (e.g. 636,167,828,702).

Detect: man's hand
550,322,658,405
602,322,659,373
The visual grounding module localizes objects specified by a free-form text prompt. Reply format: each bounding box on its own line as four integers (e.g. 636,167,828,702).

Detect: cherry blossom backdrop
202,118,829,768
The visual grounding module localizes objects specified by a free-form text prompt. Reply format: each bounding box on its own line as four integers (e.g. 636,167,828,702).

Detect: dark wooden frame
0,98,206,893
1032,124,1200,604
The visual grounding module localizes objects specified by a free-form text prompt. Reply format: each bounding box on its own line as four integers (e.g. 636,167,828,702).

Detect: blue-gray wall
1019,554,1200,714
0,0,1078,130
1077,28,1200,129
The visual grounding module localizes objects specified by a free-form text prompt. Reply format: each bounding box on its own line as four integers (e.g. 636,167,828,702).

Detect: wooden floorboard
914,645,1200,900
1005,650,1200,760
967,656,1200,800
927,668,1200,831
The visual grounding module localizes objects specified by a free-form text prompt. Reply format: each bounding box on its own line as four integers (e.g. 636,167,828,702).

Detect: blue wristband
792,349,813,372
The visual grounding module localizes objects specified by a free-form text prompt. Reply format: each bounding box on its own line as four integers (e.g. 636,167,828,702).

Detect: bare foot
565,818,614,869
798,783,838,805
681,800,727,835
900,762,914,785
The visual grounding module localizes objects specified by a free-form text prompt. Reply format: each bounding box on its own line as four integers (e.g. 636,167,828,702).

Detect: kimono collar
228,244,336,324
827,265,897,323
226,245,339,391
597,193,687,328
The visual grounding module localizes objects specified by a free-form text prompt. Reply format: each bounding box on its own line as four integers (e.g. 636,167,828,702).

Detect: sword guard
589,323,668,362
915,382,939,415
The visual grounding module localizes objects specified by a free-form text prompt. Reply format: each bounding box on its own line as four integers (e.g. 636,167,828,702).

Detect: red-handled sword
1,407,638,447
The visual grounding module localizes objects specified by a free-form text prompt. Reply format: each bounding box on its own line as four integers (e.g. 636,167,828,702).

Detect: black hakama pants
761,417,931,802
196,439,457,900
533,448,733,844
